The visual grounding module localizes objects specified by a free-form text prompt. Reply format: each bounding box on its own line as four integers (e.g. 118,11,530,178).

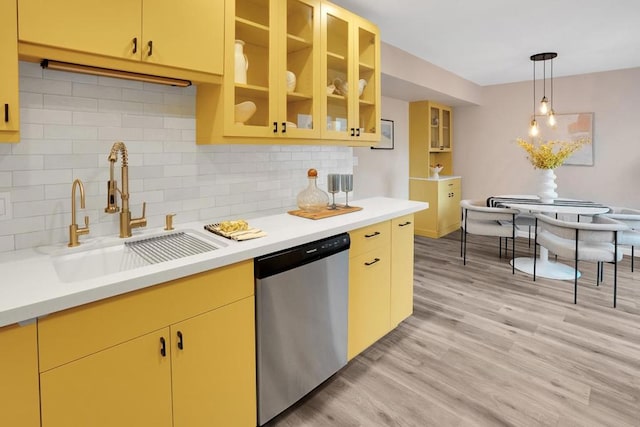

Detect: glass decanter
297,169,329,212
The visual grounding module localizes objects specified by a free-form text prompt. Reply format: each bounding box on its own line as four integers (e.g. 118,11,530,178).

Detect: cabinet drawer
38,260,253,372
349,220,390,257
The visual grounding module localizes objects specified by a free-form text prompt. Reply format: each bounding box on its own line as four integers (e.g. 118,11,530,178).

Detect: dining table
487,196,611,279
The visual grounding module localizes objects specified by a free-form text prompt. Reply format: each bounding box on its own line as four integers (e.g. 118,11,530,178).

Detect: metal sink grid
125,232,218,264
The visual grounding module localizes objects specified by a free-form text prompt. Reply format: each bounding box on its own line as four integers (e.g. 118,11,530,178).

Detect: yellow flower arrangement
516,137,590,169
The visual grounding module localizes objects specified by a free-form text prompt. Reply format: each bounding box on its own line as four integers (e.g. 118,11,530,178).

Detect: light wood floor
267,233,640,427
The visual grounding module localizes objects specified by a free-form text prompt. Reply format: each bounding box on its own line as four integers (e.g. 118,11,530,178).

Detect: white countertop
0,197,427,327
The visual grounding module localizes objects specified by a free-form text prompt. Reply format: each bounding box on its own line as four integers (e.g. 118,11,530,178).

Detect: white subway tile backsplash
0,155,43,171
13,169,72,187
2,62,352,252
44,94,98,112
73,111,122,127
44,124,98,140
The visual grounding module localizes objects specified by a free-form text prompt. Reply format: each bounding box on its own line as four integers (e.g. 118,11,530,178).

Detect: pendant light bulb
539,96,549,115
548,109,556,127
529,119,539,137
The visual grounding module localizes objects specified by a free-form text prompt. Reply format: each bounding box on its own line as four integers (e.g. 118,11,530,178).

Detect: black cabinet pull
177,331,184,350
364,231,380,238
160,337,166,357
282,121,286,133
273,122,278,133
356,128,360,137
4,104,8,123
398,221,412,227
364,258,380,266
132,37,137,54
147,40,153,56
350,128,355,137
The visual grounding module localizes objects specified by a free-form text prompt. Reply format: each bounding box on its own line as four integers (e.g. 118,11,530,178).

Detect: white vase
234,40,248,84
538,168,558,203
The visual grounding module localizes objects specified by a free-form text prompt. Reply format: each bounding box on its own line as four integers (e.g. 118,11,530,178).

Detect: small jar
297,169,329,212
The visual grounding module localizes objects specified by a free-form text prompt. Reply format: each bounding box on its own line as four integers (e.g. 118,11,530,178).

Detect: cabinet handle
282,121,286,133
364,258,380,266
364,231,380,238
132,37,137,54
3,104,8,123
398,221,412,227
273,122,278,133
147,40,153,56
356,128,360,137
160,337,166,357
177,331,184,350
350,128,355,137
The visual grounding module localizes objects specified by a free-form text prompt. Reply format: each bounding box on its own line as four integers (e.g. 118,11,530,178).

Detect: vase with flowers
430,163,444,179
517,137,590,203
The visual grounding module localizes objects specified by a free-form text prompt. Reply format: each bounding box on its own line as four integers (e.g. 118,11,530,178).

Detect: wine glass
340,174,353,208
327,174,340,210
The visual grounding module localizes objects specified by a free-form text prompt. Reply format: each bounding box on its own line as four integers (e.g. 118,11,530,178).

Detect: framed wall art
373,119,394,149
535,112,594,166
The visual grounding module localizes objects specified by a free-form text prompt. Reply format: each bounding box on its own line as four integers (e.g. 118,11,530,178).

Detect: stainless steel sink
52,229,226,283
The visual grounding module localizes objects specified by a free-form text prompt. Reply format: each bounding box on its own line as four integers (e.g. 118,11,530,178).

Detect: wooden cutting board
288,205,362,220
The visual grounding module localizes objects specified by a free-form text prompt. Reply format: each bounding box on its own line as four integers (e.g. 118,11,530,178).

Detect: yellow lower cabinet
348,246,391,360
410,177,461,238
0,322,40,427
171,296,256,427
390,214,415,327
40,328,173,427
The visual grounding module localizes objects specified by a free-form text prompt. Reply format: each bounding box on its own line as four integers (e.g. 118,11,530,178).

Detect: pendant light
528,52,557,136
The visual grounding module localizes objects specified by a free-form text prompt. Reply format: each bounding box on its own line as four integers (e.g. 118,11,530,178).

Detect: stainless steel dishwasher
254,233,350,426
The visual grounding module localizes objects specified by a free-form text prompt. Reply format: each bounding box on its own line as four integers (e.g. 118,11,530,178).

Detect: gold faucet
104,141,147,238
69,179,90,247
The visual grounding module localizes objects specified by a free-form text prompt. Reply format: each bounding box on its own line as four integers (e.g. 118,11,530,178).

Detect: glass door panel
356,26,377,139
442,109,451,150
324,10,350,139
429,106,440,150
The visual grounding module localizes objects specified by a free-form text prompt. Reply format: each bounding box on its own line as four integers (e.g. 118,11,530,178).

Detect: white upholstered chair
600,207,640,272
460,199,519,273
533,214,628,307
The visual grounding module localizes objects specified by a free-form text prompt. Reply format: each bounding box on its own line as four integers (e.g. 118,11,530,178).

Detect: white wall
353,96,409,199
454,67,640,208
0,62,353,253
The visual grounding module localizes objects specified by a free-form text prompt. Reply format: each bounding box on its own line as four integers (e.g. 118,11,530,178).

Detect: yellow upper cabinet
0,0,20,142
198,0,323,141
196,0,380,145
409,101,454,177
321,3,380,145
17,0,223,75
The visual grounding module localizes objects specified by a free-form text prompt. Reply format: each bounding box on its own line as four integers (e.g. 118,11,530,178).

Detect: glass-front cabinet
429,103,452,152
196,0,380,145
322,3,380,144
222,0,322,139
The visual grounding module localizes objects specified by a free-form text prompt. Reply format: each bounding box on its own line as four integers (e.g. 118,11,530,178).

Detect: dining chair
533,214,628,307
600,207,640,272
460,199,519,273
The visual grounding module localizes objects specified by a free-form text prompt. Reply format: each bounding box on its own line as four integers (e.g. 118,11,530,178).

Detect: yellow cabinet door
321,3,380,145
0,323,40,427
348,247,391,360
171,296,256,427
390,215,415,327
18,0,142,61
409,101,453,177
0,0,19,142
40,328,173,427
438,178,461,234
142,0,223,74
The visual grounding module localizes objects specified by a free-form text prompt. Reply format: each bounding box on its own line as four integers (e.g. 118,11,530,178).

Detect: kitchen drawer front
349,220,391,257
38,260,253,372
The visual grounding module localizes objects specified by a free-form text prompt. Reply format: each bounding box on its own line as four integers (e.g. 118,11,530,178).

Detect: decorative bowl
234,101,256,125
286,70,296,93
326,84,336,95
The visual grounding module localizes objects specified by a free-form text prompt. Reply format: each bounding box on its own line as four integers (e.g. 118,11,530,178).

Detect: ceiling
330,0,640,86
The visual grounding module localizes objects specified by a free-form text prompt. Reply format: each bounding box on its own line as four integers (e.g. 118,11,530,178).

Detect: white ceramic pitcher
234,40,249,84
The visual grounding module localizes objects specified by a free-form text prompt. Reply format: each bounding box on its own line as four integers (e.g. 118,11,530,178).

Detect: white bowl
286,71,296,93
234,101,257,125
